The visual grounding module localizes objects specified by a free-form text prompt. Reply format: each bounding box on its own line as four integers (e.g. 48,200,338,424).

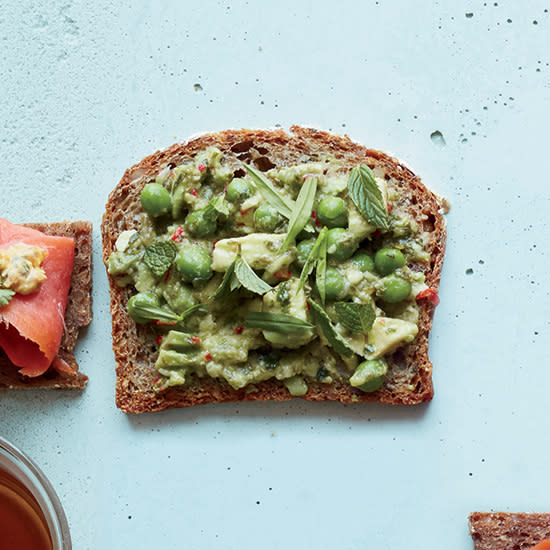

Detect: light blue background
1,1,549,548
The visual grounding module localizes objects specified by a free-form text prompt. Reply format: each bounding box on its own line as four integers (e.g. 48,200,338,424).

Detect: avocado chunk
350,359,388,392
366,317,418,359
211,233,295,275
261,279,314,349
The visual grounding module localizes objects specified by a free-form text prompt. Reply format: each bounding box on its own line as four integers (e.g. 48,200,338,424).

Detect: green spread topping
107,147,434,395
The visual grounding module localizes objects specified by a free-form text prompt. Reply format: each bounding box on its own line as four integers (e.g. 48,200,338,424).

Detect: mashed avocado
107,147,433,395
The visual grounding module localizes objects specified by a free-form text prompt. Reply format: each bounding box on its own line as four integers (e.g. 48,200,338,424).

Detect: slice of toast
470,512,550,549
0,221,93,390
102,126,447,413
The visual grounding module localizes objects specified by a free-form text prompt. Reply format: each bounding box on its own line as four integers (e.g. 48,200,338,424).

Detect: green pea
254,203,281,232
140,183,172,217
184,209,217,238
316,196,347,228
175,245,213,281
324,267,345,300
295,238,316,267
352,252,375,273
374,248,406,276
226,178,253,202
326,228,358,261
350,359,388,392
380,274,411,303
127,292,160,324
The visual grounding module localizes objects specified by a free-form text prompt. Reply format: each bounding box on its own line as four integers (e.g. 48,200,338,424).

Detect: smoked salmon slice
0,219,74,377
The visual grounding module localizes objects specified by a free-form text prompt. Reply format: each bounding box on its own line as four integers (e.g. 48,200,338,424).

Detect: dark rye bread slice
0,221,93,390
470,512,550,549
102,126,447,413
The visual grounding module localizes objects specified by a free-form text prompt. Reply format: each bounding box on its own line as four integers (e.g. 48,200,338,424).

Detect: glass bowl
0,436,71,549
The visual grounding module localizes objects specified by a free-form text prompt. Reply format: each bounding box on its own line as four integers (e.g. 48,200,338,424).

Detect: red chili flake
302,174,310,182
240,209,249,216
274,270,291,279
171,225,184,242
204,353,213,361
190,336,201,345
234,326,244,334
198,163,207,172
387,202,393,213
372,229,381,237
306,301,311,310
156,335,163,346
190,188,198,197
237,222,245,226
164,267,172,282
311,210,322,227
153,320,178,326
416,288,440,306
212,239,220,249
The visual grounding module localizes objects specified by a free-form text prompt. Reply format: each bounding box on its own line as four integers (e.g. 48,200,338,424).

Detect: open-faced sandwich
0,219,92,390
102,126,447,413
470,512,550,550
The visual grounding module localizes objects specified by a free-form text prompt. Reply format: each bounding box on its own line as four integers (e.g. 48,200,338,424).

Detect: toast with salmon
0,221,92,390
102,126,447,413
470,512,550,549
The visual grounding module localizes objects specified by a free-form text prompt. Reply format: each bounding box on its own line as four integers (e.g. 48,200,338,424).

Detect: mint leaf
244,164,294,219
144,241,177,276
234,257,272,295
278,176,318,253
245,312,313,334
335,302,376,334
307,299,354,357
347,164,389,230
0,288,15,308
297,226,328,293
131,302,181,324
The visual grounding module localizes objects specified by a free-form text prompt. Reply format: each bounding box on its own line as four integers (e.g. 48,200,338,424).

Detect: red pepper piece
164,267,172,282
372,229,381,237
190,336,201,345
274,270,291,279
190,188,198,197
387,203,393,212
198,163,207,172
204,352,213,361
171,226,184,242
153,320,178,326
156,335,163,346
416,288,440,306
212,239,220,249
234,326,244,334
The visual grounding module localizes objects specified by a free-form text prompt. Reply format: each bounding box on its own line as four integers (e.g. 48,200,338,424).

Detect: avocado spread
107,147,433,395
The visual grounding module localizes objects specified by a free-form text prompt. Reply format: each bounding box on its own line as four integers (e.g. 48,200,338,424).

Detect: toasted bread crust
0,221,93,390
470,512,550,549
102,126,447,413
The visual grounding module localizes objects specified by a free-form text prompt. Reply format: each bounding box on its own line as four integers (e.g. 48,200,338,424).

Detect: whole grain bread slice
0,221,93,390
470,512,550,549
102,126,447,413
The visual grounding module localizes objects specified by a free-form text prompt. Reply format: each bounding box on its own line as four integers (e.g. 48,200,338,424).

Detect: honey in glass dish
0,466,52,549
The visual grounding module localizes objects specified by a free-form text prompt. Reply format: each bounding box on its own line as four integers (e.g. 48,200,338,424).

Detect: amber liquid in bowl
0,467,52,550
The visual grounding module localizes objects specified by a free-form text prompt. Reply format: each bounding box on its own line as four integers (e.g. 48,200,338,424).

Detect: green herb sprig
347,164,389,230
143,241,177,276
334,302,376,334
245,312,314,334
307,299,354,357
278,176,318,253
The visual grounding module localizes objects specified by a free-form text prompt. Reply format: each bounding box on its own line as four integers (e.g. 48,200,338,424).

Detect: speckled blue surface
1,2,549,549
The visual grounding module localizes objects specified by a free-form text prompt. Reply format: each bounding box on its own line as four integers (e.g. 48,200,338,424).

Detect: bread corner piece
470,512,550,549
0,221,93,390
103,126,447,413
